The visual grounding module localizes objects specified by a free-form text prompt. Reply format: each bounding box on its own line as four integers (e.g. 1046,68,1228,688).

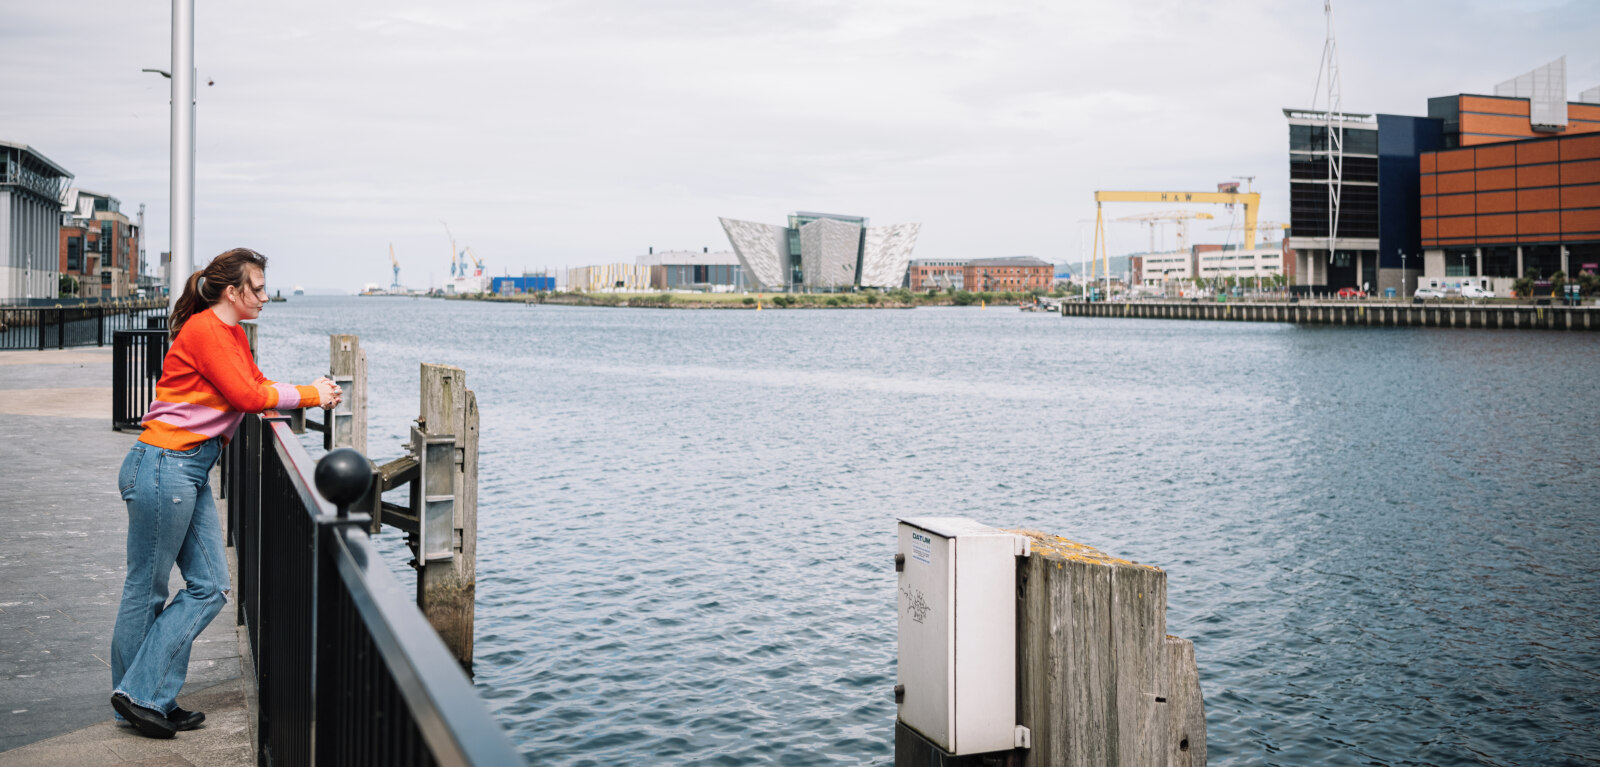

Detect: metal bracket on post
412,425,456,563
323,374,355,450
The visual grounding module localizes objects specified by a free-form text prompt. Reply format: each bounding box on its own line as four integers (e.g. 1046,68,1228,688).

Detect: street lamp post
1398,248,1406,300
165,0,195,312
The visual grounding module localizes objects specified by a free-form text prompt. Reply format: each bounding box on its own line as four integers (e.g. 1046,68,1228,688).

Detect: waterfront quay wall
1061,300,1600,331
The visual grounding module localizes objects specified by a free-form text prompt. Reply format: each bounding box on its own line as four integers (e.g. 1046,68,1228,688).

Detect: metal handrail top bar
261,417,523,765
265,417,334,516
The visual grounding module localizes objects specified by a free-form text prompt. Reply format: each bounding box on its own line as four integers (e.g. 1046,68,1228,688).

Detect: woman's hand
313,377,343,410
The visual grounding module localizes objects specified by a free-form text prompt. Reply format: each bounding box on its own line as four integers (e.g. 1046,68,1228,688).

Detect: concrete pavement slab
0,351,252,763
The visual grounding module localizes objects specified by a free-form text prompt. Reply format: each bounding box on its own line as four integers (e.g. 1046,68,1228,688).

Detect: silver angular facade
859,223,921,289
718,217,789,291
799,217,861,291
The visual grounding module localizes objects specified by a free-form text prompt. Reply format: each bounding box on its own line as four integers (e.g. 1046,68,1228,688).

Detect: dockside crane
442,221,462,278
1114,210,1215,254
1210,220,1289,242
389,244,401,290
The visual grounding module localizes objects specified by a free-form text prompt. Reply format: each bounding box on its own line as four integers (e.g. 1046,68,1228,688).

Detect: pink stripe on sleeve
273,382,302,409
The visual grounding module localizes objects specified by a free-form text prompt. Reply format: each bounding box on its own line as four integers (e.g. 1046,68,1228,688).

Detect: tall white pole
168,0,195,312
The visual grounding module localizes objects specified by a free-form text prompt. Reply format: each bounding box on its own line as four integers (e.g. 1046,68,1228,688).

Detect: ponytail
170,248,270,339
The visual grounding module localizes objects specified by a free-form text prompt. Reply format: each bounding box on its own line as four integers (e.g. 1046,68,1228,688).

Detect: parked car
1414,287,1446,299
1460,284,1495,299
1337,287,1367,298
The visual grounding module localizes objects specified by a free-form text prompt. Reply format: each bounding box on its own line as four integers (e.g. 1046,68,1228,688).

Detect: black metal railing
227,413,523,766
0,299,167,351
112,329,169,431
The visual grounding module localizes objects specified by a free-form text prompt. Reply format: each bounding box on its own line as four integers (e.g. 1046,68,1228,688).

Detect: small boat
269,290,287,303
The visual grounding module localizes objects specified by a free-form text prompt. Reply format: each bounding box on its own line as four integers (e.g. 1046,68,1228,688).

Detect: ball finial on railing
315,447,372,516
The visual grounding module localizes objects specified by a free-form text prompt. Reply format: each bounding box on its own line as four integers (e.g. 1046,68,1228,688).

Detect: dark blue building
491,275,555,294
1377,114,1445,292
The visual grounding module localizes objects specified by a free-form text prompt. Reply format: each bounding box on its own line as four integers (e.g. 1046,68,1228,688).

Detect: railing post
97,307,105,346
417,363,479,672
112,332,128,430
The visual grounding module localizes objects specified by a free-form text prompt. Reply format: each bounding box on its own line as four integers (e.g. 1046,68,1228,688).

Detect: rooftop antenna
1311,1,1344,264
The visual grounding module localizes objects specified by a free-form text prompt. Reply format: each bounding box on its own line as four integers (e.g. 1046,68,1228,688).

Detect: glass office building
1284,110,1442,295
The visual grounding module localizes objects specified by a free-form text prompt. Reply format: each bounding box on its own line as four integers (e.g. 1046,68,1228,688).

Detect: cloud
3,0,1596,290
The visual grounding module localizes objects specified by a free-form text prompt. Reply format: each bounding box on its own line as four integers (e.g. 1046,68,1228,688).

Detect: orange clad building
1427,93,1600,148
1419,115,1600,294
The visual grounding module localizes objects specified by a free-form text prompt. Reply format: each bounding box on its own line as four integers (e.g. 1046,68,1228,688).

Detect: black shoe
111,693,176,739
167,706,205,731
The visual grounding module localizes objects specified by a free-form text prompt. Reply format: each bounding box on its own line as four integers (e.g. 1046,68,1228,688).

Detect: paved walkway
0,348,255,766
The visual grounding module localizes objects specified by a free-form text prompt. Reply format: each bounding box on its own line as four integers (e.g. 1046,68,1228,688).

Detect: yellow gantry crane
1089,188,1262,295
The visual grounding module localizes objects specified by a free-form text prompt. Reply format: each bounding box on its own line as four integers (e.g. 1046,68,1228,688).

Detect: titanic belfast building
718,212,920,292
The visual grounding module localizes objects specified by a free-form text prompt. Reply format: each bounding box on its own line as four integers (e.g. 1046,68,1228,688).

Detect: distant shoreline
445,290,1056,310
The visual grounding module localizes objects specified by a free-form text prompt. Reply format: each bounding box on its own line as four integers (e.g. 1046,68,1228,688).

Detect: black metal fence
0,299,168,351
226,413,523,766
112,330,169,431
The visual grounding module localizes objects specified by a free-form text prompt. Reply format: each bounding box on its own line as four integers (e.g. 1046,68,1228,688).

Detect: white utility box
896,517,1029,755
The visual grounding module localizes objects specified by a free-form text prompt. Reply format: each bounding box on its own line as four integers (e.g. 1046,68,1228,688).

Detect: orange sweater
139,308,321,450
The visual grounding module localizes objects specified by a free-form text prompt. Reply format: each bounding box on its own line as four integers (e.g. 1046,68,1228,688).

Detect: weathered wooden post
1012,530,1204,766
416,363,479,672
241,320,257,359
895,522,1205,767
326,334,367,455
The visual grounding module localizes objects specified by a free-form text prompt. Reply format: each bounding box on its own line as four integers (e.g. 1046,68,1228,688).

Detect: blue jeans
110,438,228,715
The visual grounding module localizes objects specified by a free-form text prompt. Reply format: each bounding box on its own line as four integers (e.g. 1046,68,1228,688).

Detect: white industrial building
1,141,74,302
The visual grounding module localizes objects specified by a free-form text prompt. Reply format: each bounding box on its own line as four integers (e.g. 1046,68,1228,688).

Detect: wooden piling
241,320,257,360
328,334,368,455
1012,531,1204,767
1164,636,1206,766
418,363,479,672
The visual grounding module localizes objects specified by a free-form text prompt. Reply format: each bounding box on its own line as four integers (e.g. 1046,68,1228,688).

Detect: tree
58,274,79,297
1512,267,1540,299
1577,270,1599,298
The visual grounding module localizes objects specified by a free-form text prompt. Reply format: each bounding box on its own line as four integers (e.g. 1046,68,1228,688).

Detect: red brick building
909,259,966,291
964,257,1052,292
58,189,139,298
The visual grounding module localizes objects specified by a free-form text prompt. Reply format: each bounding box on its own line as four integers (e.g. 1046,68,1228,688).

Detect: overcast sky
4,0,1597,291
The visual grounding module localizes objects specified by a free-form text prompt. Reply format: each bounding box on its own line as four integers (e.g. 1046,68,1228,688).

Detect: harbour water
255,297,1599,766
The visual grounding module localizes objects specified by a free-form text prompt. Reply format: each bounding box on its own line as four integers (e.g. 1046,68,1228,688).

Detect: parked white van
1460,284,1495,299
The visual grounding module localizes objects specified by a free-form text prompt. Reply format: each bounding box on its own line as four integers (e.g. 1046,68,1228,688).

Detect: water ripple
257,299,1600,766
